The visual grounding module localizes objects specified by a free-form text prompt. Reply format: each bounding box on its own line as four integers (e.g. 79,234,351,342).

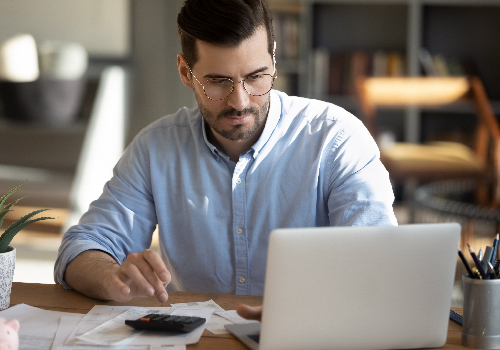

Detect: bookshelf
271,0,500,144
268,1,309,96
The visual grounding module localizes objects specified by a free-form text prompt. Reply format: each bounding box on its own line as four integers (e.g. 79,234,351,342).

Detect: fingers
236,304,263,321
105,272,133,302
112,249,171,303
143,249,171,303
143,249,171,284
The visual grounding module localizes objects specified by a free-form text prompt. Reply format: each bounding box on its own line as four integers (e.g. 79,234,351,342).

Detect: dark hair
177,0,275,67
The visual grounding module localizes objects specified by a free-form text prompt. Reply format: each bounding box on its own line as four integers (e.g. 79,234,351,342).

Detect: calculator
125,313,206,333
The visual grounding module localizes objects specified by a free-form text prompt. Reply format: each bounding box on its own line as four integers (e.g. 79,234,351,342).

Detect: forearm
64,250,120,300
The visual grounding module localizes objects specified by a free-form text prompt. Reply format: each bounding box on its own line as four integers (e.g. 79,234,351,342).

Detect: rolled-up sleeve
54,133,158,288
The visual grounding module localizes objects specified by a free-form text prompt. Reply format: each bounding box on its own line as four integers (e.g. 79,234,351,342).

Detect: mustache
217,107,260,119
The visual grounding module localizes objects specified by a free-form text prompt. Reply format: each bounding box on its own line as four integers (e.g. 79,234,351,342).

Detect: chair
355,76,500,207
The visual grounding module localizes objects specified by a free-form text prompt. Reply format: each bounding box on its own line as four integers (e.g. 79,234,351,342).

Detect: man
55,0,397,306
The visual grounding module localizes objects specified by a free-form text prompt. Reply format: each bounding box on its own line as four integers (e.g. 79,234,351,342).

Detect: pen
488,262,498,279
491,233,499,265
468,244,488,279
472,267,483,279
481,246,493,273
458,249,475,278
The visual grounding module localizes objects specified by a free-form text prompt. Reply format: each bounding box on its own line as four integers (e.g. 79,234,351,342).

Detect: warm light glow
364,77,469,106
0,34,39,82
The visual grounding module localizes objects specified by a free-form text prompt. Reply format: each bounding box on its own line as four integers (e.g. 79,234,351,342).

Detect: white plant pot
0,246,16,310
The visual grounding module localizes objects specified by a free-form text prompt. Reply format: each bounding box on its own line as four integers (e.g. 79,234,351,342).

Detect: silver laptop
226,223,460,350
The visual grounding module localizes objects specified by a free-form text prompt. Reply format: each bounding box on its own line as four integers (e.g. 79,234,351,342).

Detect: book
372,50,387,77
433,54,449,76
387,52,405,77
329,53,344,95
313,48,330,98
272,12,300,60
419,48,438,76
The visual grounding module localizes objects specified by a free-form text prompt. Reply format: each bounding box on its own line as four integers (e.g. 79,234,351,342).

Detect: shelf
422,5,500,99
285,0,500,144
312,3,408,53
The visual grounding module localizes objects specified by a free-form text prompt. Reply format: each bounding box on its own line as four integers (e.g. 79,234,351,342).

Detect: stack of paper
0,299,258,350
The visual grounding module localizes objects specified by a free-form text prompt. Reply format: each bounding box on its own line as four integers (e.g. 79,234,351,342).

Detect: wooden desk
10,282,261,349
10,282,466,349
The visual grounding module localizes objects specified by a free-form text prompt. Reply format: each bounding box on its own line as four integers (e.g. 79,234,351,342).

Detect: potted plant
0,180,53,309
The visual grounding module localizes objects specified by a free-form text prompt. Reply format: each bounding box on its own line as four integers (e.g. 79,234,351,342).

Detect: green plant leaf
2,208,51,233
0,180,54,253
0,216,54,253
0,209,12,230
0,180,27,209
0,197,24,230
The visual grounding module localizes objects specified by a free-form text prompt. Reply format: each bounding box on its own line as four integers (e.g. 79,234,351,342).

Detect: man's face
190,26,274,142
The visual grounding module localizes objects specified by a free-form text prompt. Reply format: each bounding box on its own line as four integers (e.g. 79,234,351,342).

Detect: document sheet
0,299,254,349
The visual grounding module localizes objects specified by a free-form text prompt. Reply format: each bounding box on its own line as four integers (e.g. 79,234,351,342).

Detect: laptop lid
228,223,460,350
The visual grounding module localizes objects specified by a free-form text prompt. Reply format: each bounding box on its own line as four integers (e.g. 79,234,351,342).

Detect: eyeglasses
187,65,277,101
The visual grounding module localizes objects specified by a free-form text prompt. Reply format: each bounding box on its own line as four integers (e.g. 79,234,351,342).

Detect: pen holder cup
462,275,500,349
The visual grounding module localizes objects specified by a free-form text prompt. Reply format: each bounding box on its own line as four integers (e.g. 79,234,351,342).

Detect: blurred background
0,0,191,284
0,0,499,307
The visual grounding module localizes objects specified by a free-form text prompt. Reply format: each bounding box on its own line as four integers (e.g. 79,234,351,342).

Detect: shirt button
236,228,242,234
235,178,242,184
239,277,246,283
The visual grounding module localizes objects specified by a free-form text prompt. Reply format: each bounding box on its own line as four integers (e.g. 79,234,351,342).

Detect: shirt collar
250,90,281,157
201,89,282,160
202,118,228,161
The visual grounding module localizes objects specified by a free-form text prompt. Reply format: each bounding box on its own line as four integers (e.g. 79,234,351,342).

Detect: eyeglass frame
186,51,277,101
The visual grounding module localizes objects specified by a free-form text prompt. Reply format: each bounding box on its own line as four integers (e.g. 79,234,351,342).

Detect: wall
0,0,130,58
128,0,196,142
0,0,196,161
0,0,194,206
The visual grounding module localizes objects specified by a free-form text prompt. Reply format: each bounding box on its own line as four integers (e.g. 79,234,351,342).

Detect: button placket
232,156,251,294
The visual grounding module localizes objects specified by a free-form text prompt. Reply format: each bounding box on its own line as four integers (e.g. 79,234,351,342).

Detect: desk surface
10,282,465,349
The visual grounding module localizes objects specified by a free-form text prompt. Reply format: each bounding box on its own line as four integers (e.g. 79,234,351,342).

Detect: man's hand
105,249,171,303
65,249,171,303
236,304,262,321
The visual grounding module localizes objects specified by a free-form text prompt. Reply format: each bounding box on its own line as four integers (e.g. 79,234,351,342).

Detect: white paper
77,306,213,346
51,314,84,350
64,305,131,345
0,304,82,350
149,346,186,350
55,305,147,349
203,314,233,334
215,310,259,324
54,344,148,350
54,345,148,350
170,299,224,312
170,299,227,334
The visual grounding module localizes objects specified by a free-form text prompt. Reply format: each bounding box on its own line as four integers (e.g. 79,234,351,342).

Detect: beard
196,92,270,142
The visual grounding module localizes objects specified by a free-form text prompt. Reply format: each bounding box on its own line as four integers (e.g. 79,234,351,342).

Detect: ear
177,53,194,89
7,320,19,332
272,41,277,73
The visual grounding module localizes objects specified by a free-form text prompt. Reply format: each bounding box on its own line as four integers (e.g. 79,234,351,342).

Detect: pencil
468,244,488,279
458,249,475,278
491,233,499,264
488,262,498,279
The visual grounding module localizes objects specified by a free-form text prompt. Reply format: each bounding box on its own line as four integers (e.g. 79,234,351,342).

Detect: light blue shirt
55,90,397,296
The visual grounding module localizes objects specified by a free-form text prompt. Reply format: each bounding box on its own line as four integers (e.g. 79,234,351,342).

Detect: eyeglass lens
203,75,274,100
